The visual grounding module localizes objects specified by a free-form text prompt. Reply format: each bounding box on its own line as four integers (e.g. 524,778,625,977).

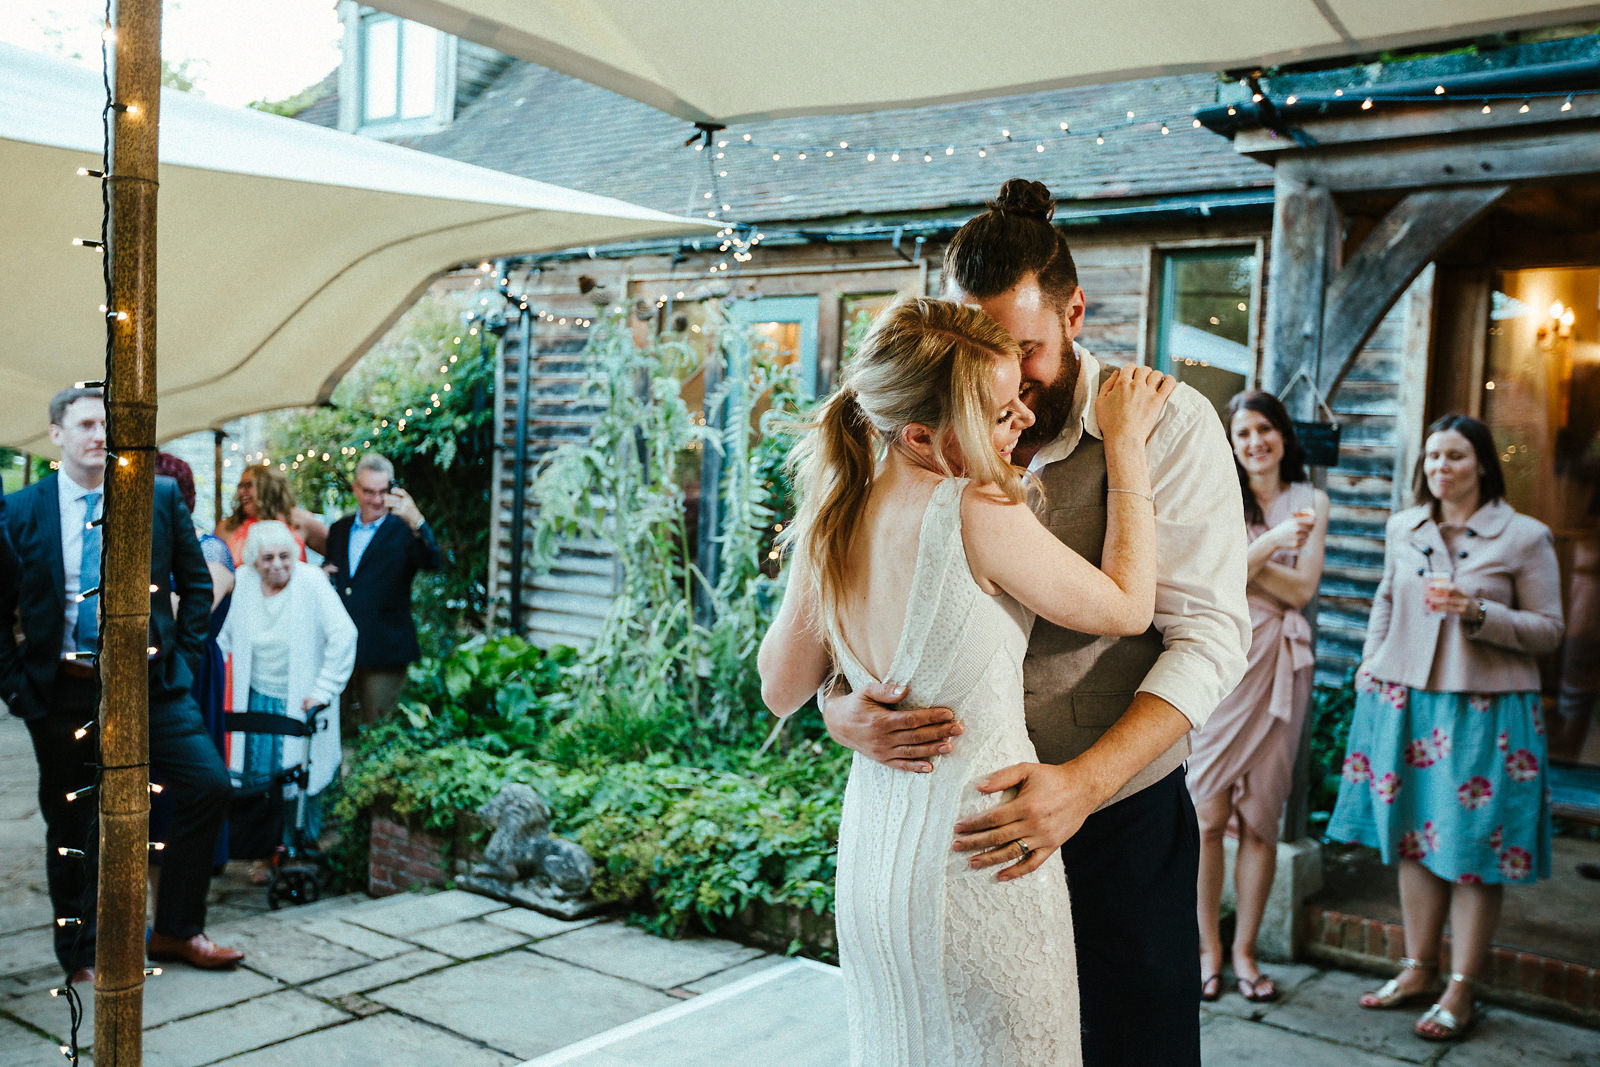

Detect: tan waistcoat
1025,436,1190,807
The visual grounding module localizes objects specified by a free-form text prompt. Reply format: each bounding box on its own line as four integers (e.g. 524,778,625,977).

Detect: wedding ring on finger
1015,839,1032,861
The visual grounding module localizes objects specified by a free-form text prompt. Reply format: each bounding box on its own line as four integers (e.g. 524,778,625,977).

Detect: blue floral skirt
1326,680,1550,885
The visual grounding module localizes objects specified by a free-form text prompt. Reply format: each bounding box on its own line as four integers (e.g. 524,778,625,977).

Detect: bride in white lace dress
759,298,1172,1066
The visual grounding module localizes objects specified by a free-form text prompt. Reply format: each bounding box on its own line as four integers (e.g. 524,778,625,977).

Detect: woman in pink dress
1190,390,1328,1003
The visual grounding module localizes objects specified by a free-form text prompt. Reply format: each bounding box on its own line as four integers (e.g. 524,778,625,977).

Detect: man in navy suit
0,387,241,982
323,453,440,733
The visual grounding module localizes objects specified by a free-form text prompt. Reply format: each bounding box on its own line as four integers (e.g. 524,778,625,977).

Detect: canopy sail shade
365,0,1600,123
0,43,709,452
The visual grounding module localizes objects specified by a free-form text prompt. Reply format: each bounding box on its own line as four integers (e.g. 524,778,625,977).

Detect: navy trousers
28,671,231,973
1059,764,1202,1067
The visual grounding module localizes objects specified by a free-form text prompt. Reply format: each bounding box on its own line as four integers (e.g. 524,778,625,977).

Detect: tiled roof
396,61,1272,225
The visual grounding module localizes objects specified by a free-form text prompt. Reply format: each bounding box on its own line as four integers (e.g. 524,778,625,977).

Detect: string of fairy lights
685,78,1600,230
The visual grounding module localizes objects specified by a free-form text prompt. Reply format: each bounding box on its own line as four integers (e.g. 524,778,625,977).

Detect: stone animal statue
471,783,594,898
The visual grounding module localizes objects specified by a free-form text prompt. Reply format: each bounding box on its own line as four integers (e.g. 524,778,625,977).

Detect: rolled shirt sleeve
1134,388,1252,729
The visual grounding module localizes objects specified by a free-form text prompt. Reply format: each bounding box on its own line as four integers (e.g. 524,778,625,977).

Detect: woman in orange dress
216,464,327,565
1189,390,1328,1003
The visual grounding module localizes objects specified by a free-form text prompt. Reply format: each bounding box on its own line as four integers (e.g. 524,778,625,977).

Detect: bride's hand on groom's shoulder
822,679,963,773
1096,364,1176,444
952,762,1094,880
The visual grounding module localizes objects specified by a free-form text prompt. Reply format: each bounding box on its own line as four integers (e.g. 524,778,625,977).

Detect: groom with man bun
825,178,1250,1064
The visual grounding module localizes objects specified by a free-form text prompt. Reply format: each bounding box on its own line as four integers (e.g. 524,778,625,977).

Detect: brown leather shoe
146,932,244,970
68,967,95,985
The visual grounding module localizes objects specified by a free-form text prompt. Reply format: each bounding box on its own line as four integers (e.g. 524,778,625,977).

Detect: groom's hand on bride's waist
822,679,963,773
951,762,1093,881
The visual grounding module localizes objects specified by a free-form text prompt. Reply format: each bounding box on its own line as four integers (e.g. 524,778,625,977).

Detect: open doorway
1482,267,1600,771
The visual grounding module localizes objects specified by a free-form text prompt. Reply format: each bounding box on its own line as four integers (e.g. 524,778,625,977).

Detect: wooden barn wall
485,218,1422,673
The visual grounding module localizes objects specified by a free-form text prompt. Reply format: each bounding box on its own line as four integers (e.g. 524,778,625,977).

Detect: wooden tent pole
95,0,162,1062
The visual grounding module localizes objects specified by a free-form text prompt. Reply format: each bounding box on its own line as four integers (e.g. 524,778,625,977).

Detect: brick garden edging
1303,904,1600,1027
368,813,454,897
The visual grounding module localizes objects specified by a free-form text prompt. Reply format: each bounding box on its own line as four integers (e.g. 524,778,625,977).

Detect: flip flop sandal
1359,956,1438,1009
1237,975,1280,1003
1200,973,1222,1002
1415,973,1478,1042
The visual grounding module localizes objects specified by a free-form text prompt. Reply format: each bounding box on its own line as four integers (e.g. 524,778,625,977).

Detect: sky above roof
0,0,339,107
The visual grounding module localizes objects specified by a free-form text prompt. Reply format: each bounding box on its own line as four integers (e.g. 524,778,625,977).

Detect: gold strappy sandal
1358,957,1437,1010
1415,973,1478,1041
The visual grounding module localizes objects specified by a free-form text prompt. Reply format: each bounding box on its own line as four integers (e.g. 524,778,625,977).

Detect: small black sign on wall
1294,421,1342,468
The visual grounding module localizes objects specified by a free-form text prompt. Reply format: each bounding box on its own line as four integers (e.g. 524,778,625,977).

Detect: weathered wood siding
489,290,620,649
1313,275,1432,687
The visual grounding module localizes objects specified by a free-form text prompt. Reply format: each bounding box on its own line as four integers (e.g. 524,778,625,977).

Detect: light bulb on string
1519,100,1530,114
923,151,933,162
1481,103,1492,114
1361,98,1373,110
1435,85,1446,96
1095,134,1105,145
1035,142,1045,152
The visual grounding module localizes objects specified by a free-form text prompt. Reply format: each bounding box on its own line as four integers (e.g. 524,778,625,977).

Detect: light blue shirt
347,514,385,577
57,470,103,657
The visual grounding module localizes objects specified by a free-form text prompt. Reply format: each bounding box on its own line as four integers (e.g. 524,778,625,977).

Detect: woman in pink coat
1190,391,1328,1004
1330,414,1563,1042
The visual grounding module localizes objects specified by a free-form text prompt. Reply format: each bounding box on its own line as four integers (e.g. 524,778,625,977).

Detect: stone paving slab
301,949,455,999
141,989,349,1066
1433,1007,1600,1065
0,928,61,978
5,965,284,1039
408,918,534,959
483,909,605,941
528,921,766,989
1257,970,1437,1063
0,1014,85,1067
368,950,678,1060
523,959,848,1067
208,921,377,985
292,916,416,960
1201,1014,1411,1066
680,952,789,994
1199,960,1322,1021
261,893,369,923
338,890,506,937
221,1012,519,1067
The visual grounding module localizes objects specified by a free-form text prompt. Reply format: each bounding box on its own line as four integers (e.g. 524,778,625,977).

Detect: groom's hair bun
942,178,1077,307
990,179,1056,222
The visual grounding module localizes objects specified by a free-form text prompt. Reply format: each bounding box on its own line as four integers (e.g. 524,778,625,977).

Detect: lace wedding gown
833,478,1081,1066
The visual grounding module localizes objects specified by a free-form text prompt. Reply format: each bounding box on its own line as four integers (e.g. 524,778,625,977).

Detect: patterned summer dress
1327,513,1552,885
832,478,1081,1066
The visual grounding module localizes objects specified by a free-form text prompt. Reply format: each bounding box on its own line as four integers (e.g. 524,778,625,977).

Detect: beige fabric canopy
0,43,708,453
367,0,1600,123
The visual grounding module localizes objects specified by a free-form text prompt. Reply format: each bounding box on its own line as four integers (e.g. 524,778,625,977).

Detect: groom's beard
1017,332,1080,451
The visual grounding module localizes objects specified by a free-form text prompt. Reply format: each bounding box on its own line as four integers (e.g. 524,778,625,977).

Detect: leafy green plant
1308,668,1358,826
526,304,821,763
328,722,849,937
261,291,496,656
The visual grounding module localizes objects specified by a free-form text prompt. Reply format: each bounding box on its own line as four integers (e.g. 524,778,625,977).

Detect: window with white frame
360,13,439,125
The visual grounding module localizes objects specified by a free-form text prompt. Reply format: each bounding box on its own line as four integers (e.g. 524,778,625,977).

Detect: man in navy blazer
0,387,240,982
323,453,440,733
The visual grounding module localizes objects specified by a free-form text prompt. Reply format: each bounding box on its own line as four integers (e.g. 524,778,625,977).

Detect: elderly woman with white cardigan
218,520,356,878
1329,414,1563,1043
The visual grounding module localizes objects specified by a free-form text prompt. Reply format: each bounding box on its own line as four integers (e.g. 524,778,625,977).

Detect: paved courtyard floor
2,718,1595,1065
